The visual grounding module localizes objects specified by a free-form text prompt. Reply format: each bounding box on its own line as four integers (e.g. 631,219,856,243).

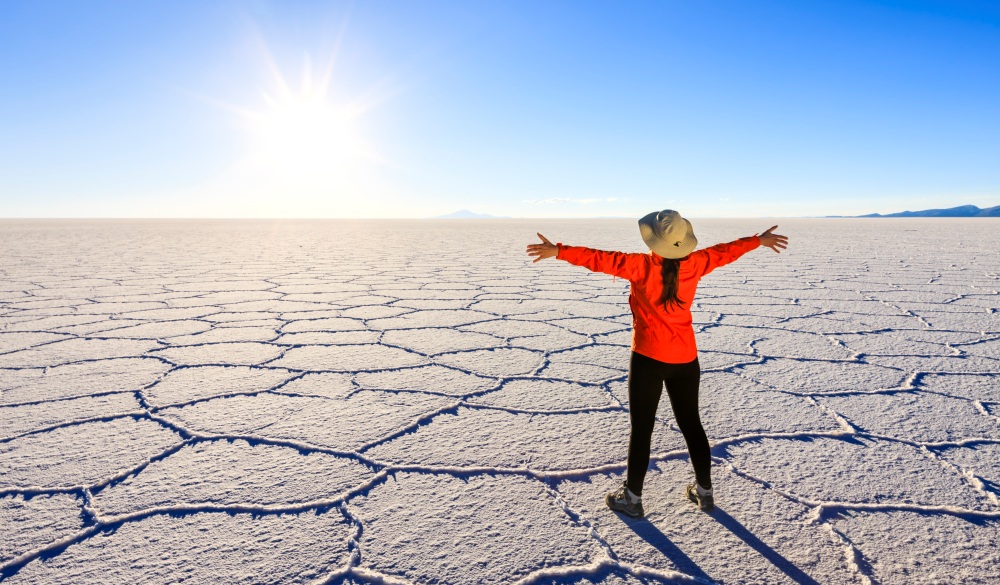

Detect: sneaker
686,483,714,511
606,482,644,518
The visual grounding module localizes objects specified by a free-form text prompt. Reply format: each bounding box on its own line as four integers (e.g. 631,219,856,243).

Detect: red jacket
556,236,760,364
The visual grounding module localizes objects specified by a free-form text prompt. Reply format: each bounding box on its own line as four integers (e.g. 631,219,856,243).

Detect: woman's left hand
526,233,559,263
758,226,789,253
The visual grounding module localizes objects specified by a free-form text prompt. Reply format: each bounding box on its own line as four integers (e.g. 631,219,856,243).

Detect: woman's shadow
618,506,822,585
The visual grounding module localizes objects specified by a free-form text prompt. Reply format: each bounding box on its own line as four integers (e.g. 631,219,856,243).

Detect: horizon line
2,216,997,221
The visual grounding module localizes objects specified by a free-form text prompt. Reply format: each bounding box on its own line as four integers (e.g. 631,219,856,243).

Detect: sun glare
184,25,407,216
245,91,372,180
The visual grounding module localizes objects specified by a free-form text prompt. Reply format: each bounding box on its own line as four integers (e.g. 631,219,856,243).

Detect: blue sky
1,0,998,218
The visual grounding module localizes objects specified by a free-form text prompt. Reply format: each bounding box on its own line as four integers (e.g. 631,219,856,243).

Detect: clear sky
1,0,998,218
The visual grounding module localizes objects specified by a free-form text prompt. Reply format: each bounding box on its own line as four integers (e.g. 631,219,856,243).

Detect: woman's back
556,235,760,363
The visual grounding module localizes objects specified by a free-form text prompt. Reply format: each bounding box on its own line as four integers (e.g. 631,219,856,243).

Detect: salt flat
1,218,998,585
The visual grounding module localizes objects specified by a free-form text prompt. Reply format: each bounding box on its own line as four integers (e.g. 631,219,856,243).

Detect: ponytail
659,258,685,310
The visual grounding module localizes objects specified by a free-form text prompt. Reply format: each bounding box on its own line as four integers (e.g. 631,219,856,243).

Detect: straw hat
638,210,697,259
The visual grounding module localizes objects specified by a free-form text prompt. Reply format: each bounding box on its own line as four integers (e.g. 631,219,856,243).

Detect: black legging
626,351,711,495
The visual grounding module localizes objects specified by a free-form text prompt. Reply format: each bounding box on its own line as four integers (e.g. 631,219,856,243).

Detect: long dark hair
659,258,685,310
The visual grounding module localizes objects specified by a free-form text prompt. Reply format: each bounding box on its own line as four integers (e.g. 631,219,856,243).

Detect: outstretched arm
696,226,788,277
757,225,789,253
526,233,641,279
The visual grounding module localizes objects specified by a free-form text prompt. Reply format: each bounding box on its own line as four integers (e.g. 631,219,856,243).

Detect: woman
526,210,788,517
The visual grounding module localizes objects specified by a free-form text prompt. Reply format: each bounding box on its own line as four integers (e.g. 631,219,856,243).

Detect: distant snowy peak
857,204,1000,218
432,209,508,219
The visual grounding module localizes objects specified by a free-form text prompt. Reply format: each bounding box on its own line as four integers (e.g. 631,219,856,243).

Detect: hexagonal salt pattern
270,343,427,371
149,341,284,366
92,439,375,518
0,338,161,368
157,391,455,452
354,364,496,395
0,357,169,405
830,511,1000,585
347,471,604,584
557,461,863,585
3,511,353,584
1,417,184,489
467,378,618,411
381,327,504,354
735,358,908,394
434,347,545,377
1,493,85,565
0,332,69,354
699,371,842,438
2,218,998,583
936,443,1000,492
817,391,1000,443
721,436,994,510
366,407,687,471
916,372,998,401
537,360,626,384
142,365,296,407
1,393,143,439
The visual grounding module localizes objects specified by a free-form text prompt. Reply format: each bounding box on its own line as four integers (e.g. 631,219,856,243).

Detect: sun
243,90,374,182
182,27,405,216
210,32,390,190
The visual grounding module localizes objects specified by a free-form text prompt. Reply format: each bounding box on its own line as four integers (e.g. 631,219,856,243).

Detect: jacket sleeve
695,236,761,277
556,245,643,280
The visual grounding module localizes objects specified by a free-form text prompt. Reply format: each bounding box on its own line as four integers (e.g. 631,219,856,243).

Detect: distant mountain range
851,204,1000,218
432,209,508,219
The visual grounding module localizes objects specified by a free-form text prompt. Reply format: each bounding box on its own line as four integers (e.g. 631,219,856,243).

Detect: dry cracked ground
1,218,998,585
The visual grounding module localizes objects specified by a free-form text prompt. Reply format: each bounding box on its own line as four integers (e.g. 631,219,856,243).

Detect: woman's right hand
526,233,559,263
758,226,789,253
